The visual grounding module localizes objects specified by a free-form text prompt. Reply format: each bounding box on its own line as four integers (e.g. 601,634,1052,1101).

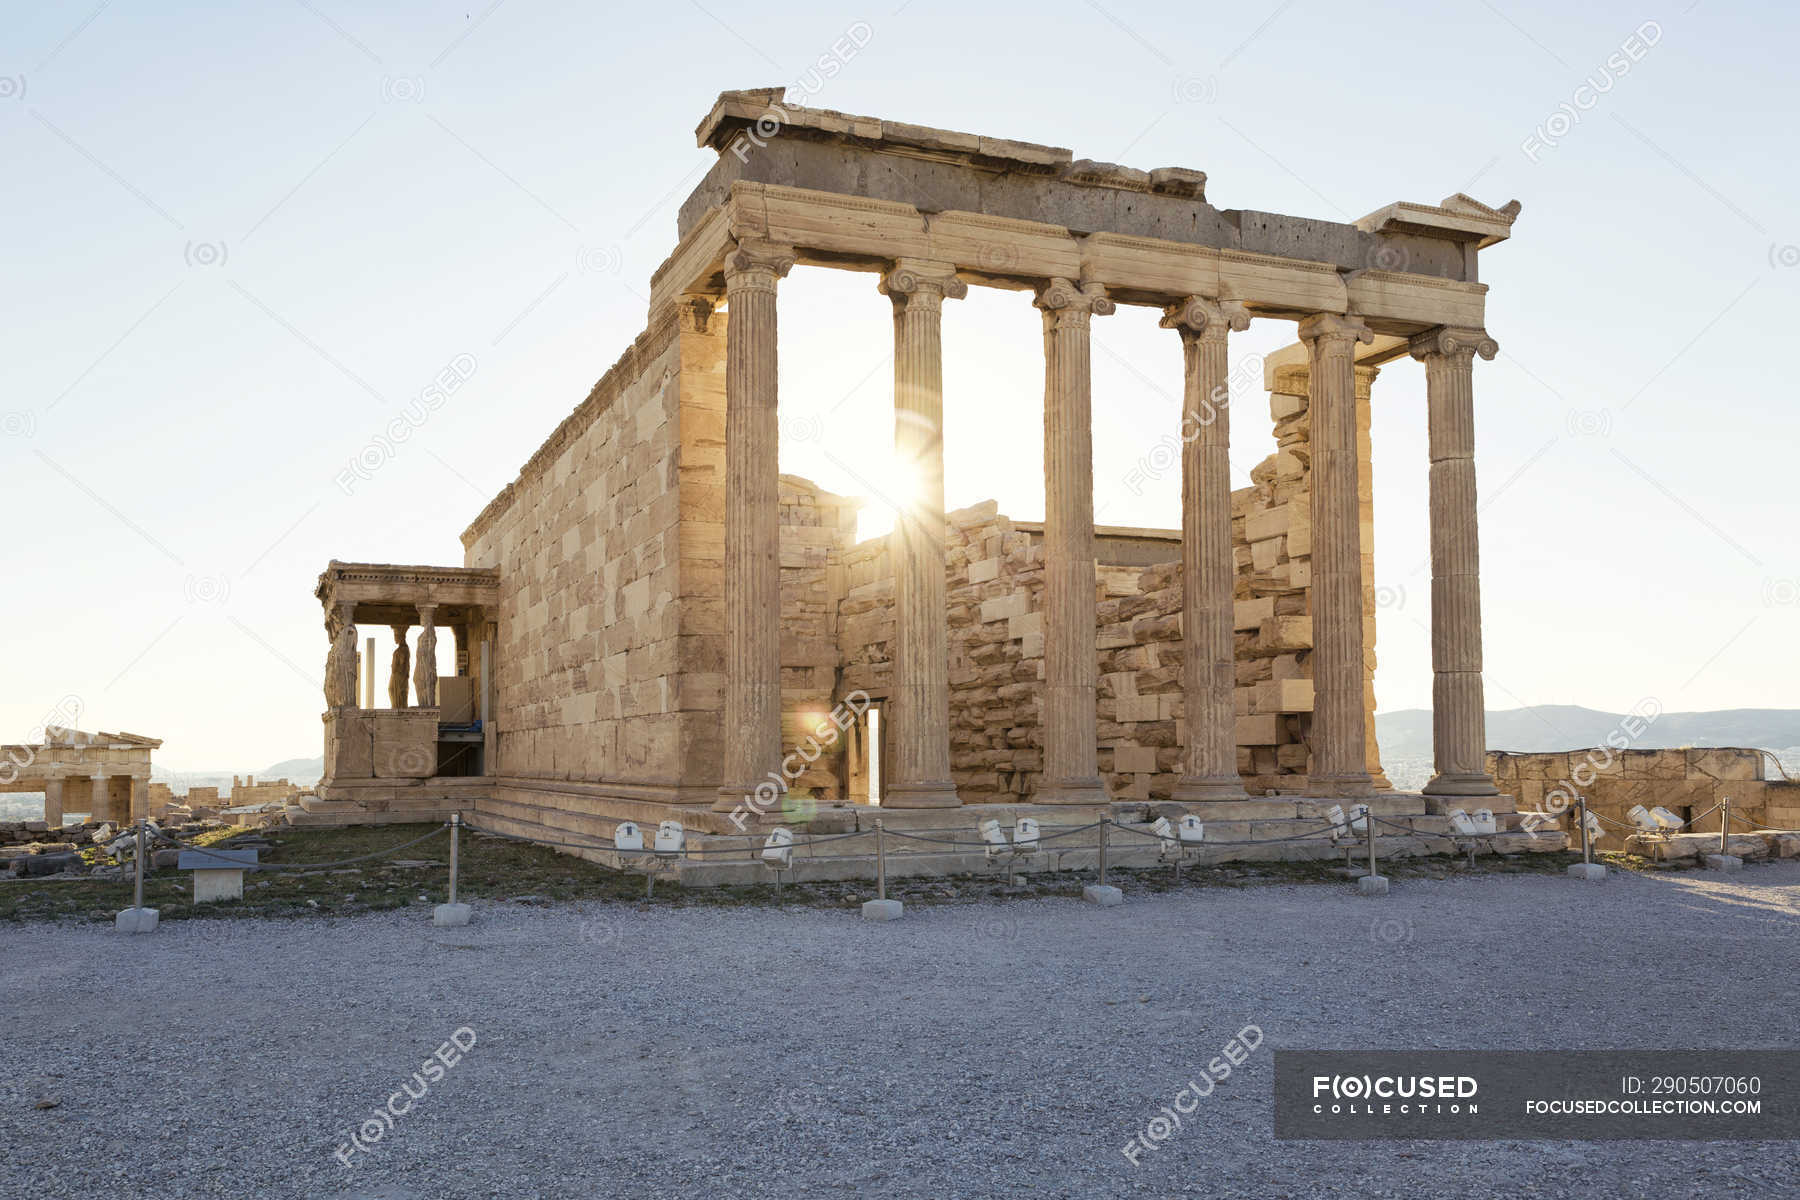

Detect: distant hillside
150,755,323,796
1377,706,1800,759
261,756,324,786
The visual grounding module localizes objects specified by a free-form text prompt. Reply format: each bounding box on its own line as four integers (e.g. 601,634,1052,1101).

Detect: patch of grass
0,825,1638,925
0,823,645,924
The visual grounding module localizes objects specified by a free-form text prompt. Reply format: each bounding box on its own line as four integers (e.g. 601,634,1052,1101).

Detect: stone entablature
681,90,1516,287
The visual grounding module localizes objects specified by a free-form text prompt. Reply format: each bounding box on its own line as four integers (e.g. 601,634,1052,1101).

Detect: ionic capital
1033,277,1114,327
722,239,796,293
879,259,967,310
1408,326,1498,364
1160,296,1250,341
1297,312,1374,356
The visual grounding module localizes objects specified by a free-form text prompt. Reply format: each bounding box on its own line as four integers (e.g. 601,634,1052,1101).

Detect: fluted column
1033,278,1112,805
878,260,965,808
414,605,439,708
714,240,795,812
1412,326,1501,797
1162,297,1251,801
1299,312,1375,797
43,778,63,827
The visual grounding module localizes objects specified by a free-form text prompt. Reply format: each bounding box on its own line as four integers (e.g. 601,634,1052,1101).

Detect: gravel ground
3,865,1798,1199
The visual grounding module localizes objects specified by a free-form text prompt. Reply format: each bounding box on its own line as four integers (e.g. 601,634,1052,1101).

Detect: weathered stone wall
229,777,300,807
1228,360,1386,792
776,476,860,798
1489,747,1800,834
838,502,1200,803
462,310,697,795
461,305,863,807
826,382,1395,805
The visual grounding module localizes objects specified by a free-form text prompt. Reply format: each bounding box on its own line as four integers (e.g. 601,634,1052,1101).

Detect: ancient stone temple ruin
2,724,161,825
305,89,1537,869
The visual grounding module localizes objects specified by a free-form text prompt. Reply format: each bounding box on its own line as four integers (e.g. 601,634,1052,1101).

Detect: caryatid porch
661,89,1518,812
310,562,498,814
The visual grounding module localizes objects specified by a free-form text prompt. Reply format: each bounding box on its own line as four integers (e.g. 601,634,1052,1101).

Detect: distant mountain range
1376,706,1800,759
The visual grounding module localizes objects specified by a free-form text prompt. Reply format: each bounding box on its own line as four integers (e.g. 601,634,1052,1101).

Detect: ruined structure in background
308,88,1530,867
1489,747,1800,835
0,726,161,825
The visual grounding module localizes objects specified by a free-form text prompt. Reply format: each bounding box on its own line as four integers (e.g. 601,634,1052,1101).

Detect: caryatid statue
413,606,438,708
388,625,411,708
323,616,344,708
330,618,359,709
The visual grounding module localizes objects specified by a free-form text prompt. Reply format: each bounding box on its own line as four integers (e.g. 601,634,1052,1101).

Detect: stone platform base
468,791,1566,888
1623,831,1800,863
284,778,489,827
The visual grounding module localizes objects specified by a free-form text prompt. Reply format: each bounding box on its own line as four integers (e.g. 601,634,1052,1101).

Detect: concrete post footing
1083,884,1123,906
861,899,904,921
115,907,159,934
1356,875,1389,897
1567,863,1607,881
1703,854,1743,873
433,902,473,927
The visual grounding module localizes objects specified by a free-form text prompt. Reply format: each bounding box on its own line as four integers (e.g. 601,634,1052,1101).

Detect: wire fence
15,788,1787,922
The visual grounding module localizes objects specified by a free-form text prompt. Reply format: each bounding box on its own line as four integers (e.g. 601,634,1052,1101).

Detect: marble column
1162,297,1251,801
90,773,112,821
362,636,376,708
388,625,411,709
414,605,439,708
1411,326,1501,797
1298,313,1375,797
1353,365,1394,791
1033,278,1113,805
130,775,149,822
43,778,63,827
877,260,965,808
714,240,795,812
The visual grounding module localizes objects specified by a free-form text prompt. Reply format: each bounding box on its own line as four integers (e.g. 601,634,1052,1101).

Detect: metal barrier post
1097,817,1109,888
133,818,146,912
1721,796,1731,856
875,819,887,902
448,812,460,906
1366,812,1377,879
1579,793,1592,866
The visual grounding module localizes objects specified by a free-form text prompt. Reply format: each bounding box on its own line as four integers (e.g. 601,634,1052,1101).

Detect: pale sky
5,1,1795,771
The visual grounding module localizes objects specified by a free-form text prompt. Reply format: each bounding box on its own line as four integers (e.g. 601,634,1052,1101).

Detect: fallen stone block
13,852,82,877
1703,854,1743,873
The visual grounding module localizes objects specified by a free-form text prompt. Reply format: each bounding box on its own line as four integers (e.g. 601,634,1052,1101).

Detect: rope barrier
1587,803,1722,833
157,824,451,872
